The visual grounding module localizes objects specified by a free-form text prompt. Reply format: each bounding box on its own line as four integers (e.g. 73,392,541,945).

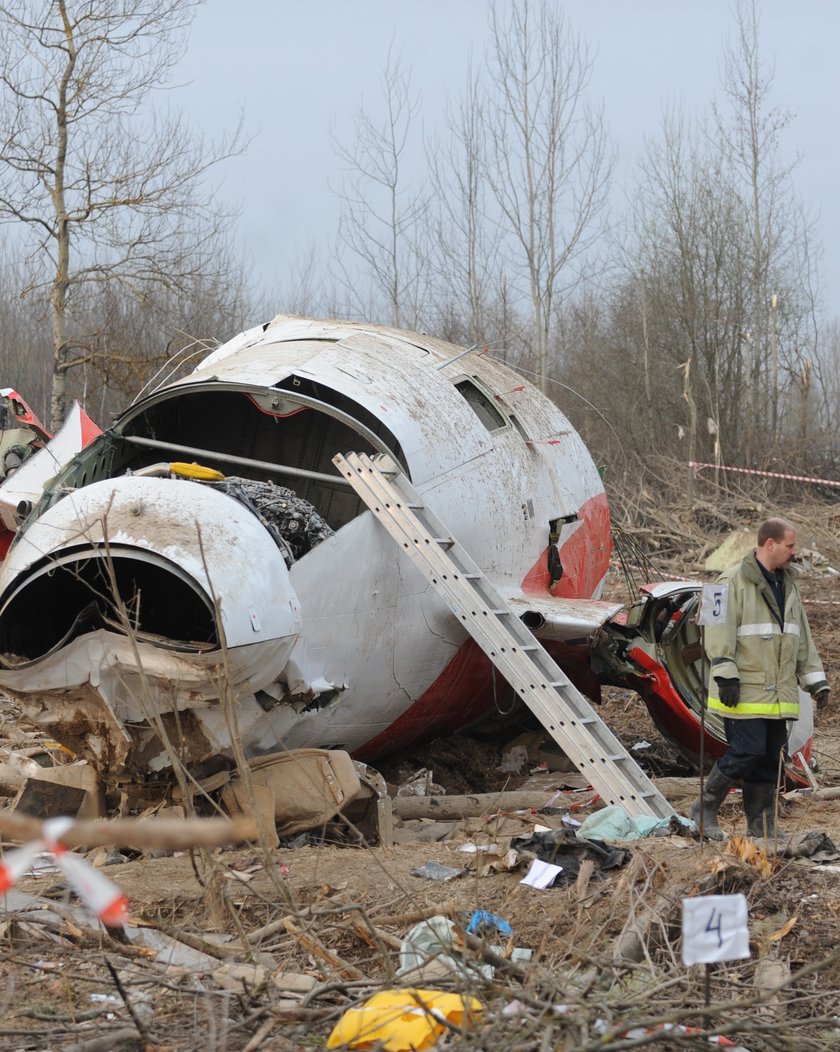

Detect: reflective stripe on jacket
705,552,824,720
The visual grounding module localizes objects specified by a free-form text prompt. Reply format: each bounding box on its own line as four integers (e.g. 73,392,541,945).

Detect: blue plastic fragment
466,909,512,937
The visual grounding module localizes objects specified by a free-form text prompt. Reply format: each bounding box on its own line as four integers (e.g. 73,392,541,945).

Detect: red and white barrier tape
0,817,128,927
689,461,840,488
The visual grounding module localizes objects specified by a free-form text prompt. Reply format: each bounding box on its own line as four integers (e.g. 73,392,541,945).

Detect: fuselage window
455,379,507,432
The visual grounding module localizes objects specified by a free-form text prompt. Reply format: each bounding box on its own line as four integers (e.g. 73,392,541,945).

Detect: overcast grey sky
174,1,840,316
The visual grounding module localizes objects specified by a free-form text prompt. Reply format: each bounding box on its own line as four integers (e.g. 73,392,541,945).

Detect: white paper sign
681,894,750,965
697,583,729,626
519,859,563,889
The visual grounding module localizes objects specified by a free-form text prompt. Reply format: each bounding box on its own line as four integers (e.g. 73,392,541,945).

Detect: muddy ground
1,567,840,1051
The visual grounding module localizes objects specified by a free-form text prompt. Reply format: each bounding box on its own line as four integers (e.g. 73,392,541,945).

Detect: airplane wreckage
0,316,814,826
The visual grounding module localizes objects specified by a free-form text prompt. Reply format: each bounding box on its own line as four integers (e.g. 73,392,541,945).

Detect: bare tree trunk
482,0,611,396
770,292,778,437
47,1,77,430
425,71,500,347
639,272,654,447
682,355,698,502
332,48,426,328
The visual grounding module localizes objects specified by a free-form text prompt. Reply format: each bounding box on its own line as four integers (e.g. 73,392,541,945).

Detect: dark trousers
717,717,789,784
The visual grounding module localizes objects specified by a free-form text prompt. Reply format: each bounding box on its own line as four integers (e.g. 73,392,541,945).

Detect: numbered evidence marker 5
682,894,750,966
697,583,730,627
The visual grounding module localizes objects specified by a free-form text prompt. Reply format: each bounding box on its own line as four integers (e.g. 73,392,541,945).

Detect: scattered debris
511,828,631,883
219,747,363,839
409,862,466,882
395,768,446,798
576,802,694,841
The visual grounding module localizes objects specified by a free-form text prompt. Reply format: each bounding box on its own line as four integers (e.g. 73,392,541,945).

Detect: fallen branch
240,907,313,947
62,1029,138,1052
350,920,401,951
784,786,840,802
371,899,461,927
392,790,590,821
283,918,366,980
242,1018,277,1052
104,958,150,1047
0,813,258,850
141,917,240,961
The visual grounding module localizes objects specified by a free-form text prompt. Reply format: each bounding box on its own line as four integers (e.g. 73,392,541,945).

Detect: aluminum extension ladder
334,451,675,820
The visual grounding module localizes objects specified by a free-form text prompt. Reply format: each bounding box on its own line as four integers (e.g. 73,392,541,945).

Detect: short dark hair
757,517,795,546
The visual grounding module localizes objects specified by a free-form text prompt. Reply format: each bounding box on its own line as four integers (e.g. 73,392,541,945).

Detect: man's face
766,529,797,570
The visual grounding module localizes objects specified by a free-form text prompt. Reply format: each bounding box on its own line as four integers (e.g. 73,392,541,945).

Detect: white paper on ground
519,859,563,889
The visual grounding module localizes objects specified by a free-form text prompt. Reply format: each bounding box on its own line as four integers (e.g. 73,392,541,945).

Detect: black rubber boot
743,782,784,839
689,764,736,841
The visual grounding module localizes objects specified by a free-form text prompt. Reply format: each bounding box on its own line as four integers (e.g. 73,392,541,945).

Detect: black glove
812,681,830,710
715,677,740,707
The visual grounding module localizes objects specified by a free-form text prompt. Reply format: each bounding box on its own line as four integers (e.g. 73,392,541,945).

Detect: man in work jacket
689,517,829,840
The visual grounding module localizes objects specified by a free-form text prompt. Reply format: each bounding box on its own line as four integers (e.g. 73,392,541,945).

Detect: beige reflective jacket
705,553,825,720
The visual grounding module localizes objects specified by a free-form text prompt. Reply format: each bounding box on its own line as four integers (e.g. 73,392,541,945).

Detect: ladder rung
407,502,424,510
489,609,511,616
520,645,539,652
432,537,454,548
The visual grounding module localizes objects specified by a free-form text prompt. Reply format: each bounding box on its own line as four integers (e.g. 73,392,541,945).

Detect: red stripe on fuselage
354,638,599,762
521,490,611,598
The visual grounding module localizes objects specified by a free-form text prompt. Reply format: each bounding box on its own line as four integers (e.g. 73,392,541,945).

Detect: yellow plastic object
326,988,482,1051
169,462,225,481
41,741,77,759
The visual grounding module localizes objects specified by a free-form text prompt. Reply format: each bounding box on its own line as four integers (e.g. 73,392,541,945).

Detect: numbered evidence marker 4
682,894,750,966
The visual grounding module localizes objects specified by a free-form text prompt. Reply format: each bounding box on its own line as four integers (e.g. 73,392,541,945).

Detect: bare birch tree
481,0,612,393
0,0,246,429
714,0,816,460
426,69,502,347
332,47,427,328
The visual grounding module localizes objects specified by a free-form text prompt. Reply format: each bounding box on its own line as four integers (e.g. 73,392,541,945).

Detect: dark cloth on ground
511,828,630,886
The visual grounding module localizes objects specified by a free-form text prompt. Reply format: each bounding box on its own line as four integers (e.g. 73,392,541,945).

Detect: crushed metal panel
0,402,100,532
499,590,625,641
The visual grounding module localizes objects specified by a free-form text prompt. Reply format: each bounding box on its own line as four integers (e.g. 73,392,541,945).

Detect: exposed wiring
611,525,667,595
491,663,517,717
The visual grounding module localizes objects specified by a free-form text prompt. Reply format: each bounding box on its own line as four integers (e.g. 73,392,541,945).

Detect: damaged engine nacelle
0,475,302,773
